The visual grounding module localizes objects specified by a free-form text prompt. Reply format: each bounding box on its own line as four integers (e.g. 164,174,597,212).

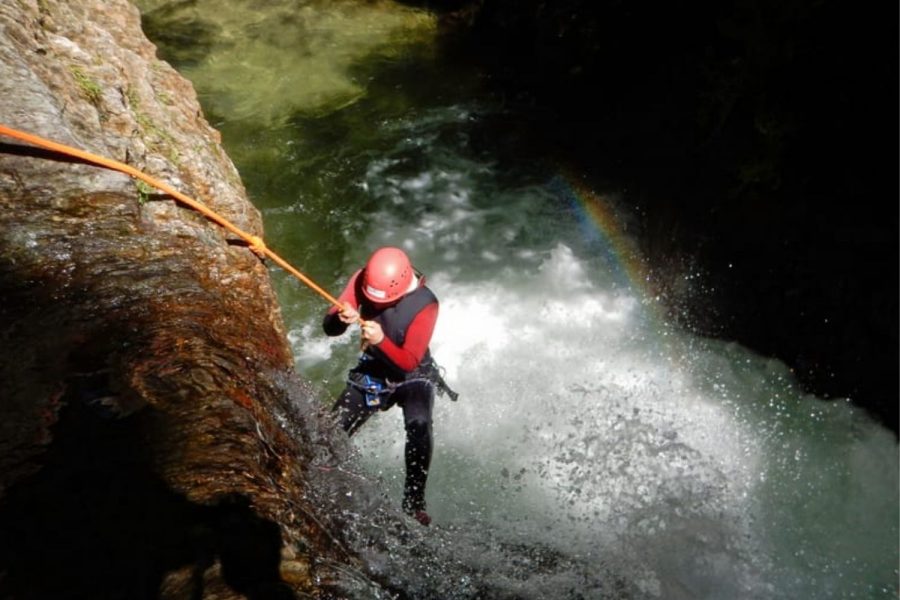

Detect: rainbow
548,172,653,299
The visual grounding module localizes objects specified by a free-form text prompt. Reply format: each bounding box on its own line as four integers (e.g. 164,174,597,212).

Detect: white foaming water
345,246,766,598
287,107,898,599
299,244,897,599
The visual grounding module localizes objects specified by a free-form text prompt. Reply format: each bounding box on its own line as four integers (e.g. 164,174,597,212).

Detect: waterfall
289,104,898,599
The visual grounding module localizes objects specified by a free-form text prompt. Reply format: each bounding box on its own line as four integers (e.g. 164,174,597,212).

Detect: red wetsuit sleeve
373,302,438,373
323,270,363,336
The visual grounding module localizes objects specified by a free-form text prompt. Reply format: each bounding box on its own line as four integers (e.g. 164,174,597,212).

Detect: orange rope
0,123,348,312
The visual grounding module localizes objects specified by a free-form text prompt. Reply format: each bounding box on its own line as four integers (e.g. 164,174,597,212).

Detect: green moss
135,179,154,205
126,86,180,164
69,65,103,105
156,90,174,106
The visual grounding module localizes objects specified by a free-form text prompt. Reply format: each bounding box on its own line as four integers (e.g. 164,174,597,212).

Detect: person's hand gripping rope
337,301,384,349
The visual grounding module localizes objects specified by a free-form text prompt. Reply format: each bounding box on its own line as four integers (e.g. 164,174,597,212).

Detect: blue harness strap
348,373,387,407
347,372,438,408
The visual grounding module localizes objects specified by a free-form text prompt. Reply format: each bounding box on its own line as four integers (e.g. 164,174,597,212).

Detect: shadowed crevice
0,398,296,600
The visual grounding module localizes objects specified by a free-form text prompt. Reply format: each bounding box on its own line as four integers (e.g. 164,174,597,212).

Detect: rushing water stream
137,2,898,598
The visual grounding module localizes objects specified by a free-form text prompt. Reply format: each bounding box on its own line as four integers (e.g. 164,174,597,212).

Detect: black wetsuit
324,278,439,514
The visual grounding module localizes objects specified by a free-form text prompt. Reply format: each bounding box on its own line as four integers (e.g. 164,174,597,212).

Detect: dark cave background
413,0,898,432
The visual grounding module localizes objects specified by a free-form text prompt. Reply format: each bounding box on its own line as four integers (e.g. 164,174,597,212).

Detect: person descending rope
324,247,456,526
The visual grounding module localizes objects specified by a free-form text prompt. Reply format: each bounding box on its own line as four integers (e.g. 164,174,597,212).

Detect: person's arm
323,270,363,336
369,302,438,373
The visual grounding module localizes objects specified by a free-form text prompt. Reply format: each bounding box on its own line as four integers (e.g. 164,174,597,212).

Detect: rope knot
247,235,267,257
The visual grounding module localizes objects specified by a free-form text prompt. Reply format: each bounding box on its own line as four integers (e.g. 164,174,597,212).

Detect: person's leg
398,381,434,516
331,385,373,437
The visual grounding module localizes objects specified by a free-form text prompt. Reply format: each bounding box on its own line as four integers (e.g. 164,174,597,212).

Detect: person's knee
405,418,431,442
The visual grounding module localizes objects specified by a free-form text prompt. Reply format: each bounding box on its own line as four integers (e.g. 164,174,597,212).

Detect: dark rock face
0,1,363,597
436,0,898,432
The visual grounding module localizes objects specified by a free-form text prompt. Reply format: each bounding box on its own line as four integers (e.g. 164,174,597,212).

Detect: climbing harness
347,372,390,408
0,124,350,316
347,355,458,407
347,373,453,408
433,365,459,402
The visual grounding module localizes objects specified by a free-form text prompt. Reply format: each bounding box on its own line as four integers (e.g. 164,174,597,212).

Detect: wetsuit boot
402,418,432,526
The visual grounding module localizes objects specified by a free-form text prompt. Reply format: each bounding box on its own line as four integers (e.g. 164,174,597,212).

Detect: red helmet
362,247,413,303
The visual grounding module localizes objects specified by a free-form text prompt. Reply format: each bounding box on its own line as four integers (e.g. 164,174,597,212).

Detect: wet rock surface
0,1,370,597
